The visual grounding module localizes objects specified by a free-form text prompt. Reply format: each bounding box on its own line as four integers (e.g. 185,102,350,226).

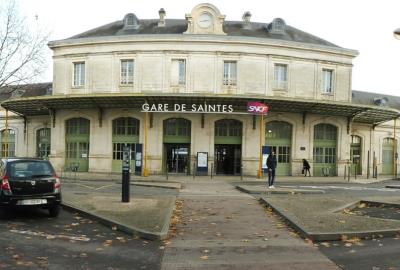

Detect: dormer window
270,18,286,34
10,89,25,98
123,13,139,30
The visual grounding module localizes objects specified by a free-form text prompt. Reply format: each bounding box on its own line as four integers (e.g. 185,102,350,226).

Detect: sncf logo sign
247,102,269,115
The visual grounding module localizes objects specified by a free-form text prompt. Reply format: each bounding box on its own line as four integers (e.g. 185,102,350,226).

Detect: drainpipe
394,117,398,179
4,109,9,157
143,112,149,176
257,114,264,178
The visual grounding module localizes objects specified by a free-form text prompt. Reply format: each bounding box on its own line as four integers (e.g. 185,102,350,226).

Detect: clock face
198,13,212,28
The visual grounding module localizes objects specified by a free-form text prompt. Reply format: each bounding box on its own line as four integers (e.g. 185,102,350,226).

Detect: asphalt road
0,207,164,270
62,180,178,197
317,237,400,270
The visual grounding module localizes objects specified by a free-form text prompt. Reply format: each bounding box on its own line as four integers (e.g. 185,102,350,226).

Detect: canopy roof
1,93,399,124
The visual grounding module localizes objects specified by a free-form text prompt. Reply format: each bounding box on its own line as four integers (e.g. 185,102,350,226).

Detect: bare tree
0,0,48,89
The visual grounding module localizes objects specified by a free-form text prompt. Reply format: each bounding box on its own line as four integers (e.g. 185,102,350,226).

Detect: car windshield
9,161,54,179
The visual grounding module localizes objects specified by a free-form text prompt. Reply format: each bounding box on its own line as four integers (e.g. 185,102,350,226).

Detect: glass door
165,144,189,174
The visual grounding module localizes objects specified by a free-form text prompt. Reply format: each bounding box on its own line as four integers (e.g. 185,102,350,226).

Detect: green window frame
265,121,291,140
66,118,90,135
163,118,191,137
314,124,337,140
215,119,242,137
113,117,139,136
0,129,15,157
37,128,51,158
113,143,136,161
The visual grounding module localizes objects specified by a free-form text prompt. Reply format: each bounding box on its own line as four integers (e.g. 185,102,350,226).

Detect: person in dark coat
302,159,311,176
266,151,277,188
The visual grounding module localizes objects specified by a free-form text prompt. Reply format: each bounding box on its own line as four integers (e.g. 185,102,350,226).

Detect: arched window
265,121,291,140
66,118,90,135
113,117,139,136
163,118,191,137
0,129,15,157
37,128,51,158
112,117,139,172
215,119,242,137
314,124,337,140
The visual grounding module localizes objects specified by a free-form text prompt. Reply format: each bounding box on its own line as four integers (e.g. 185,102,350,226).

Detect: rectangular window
73,62,85,87
120,60,134,85
223,61,237,86
274,64,287,89
171,59,186,86
322,69,333,93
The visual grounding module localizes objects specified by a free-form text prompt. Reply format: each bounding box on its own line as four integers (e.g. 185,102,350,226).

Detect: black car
0,158,62,217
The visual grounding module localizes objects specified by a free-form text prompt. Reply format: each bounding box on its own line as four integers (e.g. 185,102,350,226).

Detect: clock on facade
198,13,213,28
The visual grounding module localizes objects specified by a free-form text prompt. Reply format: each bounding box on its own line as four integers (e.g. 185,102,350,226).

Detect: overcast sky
17,0,400,96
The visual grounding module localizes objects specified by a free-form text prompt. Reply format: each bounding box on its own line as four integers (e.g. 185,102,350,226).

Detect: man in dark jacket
266,151,277,188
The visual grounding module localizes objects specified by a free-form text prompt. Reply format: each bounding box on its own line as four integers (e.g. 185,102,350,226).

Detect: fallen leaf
358,203,367,209
200,255,209,260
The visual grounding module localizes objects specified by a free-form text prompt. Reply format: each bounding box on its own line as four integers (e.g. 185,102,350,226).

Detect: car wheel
48,205,60,217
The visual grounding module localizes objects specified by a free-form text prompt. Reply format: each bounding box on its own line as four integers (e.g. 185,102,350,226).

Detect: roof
65,19,339,48
0,83,52,102
1,93,399,125
352,90,400,110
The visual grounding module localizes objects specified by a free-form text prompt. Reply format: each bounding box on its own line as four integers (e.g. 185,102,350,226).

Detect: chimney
242,11,252,29
158,8,166,27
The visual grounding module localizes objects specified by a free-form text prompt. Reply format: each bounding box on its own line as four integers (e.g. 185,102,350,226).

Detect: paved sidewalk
161,180,339,270
61,180,177,239
60,171,397,184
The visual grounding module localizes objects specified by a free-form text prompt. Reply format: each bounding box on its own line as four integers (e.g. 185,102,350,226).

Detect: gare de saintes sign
141,102,269,115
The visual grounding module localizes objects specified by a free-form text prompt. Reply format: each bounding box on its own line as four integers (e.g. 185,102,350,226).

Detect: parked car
0,158,61,217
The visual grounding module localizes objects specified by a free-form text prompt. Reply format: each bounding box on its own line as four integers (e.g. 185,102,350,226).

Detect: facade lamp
394,28,400,40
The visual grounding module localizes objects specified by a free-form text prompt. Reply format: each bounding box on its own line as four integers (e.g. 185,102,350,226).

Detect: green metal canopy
1,93,399,124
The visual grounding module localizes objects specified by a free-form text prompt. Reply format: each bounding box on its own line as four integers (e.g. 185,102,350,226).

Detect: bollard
344,166,347,180
348,166,350,182
166,166,169,180
193,162,196,179
240,163,243,181
354,166,357,180
211,163,214,180
121,146,130,203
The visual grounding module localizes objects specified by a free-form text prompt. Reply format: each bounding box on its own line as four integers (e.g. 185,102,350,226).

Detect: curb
259,197,400,241
115,181,181,190
385,185,400,189
61,199,176,241
236,185,325,195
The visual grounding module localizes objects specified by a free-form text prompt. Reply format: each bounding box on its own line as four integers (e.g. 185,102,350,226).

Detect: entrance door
313,124,337,176
382,138,395,175
215,144,241,175
165,144,189,174
265,121,292,176
264,145,291,176
65,118,90,172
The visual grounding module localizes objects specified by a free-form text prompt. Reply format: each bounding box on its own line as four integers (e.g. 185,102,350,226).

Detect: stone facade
0,3,399,177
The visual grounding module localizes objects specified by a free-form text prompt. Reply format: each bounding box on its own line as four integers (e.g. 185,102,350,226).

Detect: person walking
302,159,311,176
266,151,277,188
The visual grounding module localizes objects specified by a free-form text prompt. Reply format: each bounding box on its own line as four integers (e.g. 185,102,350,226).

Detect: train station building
1,3,399,177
